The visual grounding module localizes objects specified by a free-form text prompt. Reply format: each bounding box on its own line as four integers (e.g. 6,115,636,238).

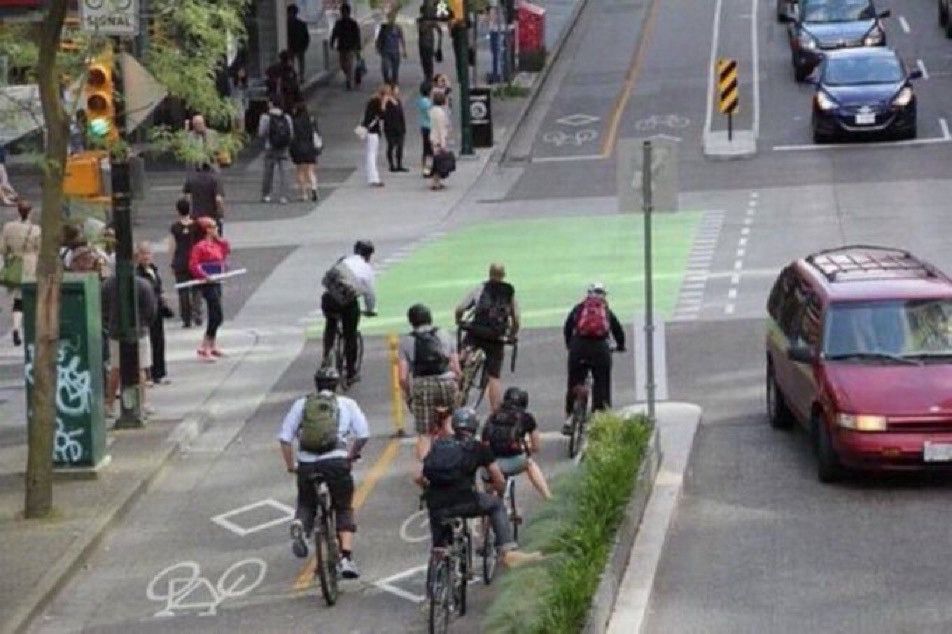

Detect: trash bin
470,87,493,148
517,2,545,72
22,273,109,473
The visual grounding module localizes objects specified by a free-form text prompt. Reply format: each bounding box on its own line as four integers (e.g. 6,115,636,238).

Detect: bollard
388,333,406,437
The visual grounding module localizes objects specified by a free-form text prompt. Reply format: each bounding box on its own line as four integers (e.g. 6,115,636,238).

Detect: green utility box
22,273,108,472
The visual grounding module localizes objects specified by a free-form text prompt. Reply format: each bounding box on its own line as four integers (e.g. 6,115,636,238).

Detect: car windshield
801,0,876,22
822,56,902,85
824,300,952,361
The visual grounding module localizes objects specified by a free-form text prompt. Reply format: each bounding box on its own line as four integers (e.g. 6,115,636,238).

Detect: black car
811,47,921,143
783,0,890,82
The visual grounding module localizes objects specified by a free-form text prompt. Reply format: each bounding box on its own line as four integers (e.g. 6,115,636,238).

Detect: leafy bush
484,412,651,633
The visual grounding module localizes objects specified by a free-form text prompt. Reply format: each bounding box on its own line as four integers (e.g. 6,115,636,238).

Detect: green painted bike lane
307,212,704,338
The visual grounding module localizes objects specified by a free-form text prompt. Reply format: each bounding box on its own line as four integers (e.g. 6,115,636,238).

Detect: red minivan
766,245,952,482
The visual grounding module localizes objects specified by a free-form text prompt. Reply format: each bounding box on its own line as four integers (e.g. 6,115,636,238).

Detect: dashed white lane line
917,58,929,80
725,191,757,314
899,15,910,33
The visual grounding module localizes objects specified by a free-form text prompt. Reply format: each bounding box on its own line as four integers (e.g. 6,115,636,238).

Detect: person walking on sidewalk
189,217,231,361
183,161,226,233
266,50,302,111
360,86,387,187
417,5,442,83
280,366,370,579
168,199,203,328
102,267,157,418
259,100,295,203
330,3,362,90
375,9,406,86
1,200,39,347
416,81,434,176
135,241,172,385
289,101,321,202
383,85,408,172
287,3,311,79
428,89,451,191
0,146,19,206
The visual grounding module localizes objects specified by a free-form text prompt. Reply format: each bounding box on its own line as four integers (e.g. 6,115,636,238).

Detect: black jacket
362,97,383,133
288,17,311,53
563,301,625,349
330,17,361,52
383,99,406,137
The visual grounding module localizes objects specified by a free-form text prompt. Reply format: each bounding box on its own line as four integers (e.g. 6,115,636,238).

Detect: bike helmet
587,281,607,296
502,387,529,410
314,366,340,392
451,407,479,436
354,240,375,259
407,303,433,328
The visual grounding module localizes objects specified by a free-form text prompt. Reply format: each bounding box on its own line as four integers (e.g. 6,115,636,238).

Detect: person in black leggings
189,217,231,361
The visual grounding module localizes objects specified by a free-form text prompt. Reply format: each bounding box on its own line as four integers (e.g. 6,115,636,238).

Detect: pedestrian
428,89,451,191
417,5,442,83
189,216,231,361
454,262,520,412
97,226,116,277
135,241,172,385
102,266,157,418
359,85,387,187
58,223,86,269
265,50,302,110
330,3,362,90
383,85,408,172
561,282,626,434
434,73,452,112
168,198,203,328
398,303,460,461
1,200,40,347
289,101,321,202
186,114,221,167
0,146,19,207
375,9,406,86
416,81,434,176
258,99,294,203
183,161,226,233
287,3,311,79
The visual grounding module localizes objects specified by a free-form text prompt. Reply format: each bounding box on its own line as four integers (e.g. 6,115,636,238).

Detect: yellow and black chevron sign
717,58,739,115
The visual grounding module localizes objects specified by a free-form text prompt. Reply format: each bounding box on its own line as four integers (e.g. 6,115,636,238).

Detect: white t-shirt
342,254,377,311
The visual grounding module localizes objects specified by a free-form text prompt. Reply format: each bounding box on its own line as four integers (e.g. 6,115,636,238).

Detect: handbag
355,56,367,81
433,149,456,178
434,47,443,63
0,226,33,289
313,131,324,151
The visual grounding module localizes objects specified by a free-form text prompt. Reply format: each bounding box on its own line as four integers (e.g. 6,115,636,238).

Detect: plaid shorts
411,376,458,434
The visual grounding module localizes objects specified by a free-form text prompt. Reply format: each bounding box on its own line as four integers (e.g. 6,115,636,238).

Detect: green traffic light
88,118,110,138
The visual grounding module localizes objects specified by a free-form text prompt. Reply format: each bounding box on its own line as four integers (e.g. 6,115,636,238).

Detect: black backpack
423,437,467,486
484,407,524,457
412,328,449,377
268,113,292,150
471,281,514,339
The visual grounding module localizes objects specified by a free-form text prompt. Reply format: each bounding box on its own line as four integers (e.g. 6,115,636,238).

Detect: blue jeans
381,52,401,85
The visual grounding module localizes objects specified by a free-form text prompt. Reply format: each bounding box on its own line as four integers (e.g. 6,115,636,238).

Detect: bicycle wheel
568,402,586,459
333,332,345,379
481,519,497,584
507,479,519,542
457,348,486,407
314,503,339,606
353,331,364,376
457,533,469,617
428,560,451,634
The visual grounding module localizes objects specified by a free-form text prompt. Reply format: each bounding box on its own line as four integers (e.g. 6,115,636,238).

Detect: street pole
111,40,144,429
452,21,473,155
642,140,656,425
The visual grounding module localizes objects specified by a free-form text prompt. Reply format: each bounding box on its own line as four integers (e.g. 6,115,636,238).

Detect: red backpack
575,296,609,338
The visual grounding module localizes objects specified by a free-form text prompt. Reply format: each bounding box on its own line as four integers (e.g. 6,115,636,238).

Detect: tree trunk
24,0,69,519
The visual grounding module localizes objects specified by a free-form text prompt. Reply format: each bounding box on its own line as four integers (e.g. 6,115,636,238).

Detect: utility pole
452,20,473,155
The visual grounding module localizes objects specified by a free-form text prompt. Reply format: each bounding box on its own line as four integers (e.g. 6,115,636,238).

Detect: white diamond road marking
211,499,295,537
555,113,600,127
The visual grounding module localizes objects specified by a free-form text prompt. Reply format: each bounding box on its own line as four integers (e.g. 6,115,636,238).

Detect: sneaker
290,520,308,558
339,556,360,579
262,195,272,203
561,418,574,436
396,166,409,172
12,330,21,347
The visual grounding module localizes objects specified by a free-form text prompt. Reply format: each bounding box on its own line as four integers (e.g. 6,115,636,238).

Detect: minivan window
768,268,793,319
823,299,952,359
798,295,823,349
779,279,808,339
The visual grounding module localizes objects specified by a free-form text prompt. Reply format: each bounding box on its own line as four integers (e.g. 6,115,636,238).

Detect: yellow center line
599,0,662,158
293,438,403,590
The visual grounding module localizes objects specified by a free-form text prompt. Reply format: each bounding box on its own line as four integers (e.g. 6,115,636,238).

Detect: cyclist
399,303,461,460
320,240,378,386
414,407,543,567
562,282,626,435
279,367,370,579
454,263,519,411
481,387,552,500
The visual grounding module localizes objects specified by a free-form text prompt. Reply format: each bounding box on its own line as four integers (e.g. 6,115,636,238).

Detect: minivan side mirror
878,9,891,18
788,343,816,364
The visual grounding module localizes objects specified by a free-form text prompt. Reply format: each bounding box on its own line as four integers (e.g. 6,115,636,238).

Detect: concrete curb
584,423,661,634
2,410,210,634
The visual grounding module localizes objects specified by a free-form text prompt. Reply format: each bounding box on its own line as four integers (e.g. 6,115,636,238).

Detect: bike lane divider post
389,333,407,437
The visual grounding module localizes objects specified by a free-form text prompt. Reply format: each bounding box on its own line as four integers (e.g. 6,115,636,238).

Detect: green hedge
484,412,652,634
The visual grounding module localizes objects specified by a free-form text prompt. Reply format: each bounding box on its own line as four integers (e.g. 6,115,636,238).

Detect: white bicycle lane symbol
634,114,690,132
146,558,267,617
542,128,598,147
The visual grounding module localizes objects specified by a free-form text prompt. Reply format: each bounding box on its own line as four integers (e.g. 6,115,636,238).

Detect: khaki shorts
109,337,151,370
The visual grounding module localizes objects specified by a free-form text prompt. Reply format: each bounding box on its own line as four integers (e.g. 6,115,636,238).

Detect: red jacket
189,237,231,280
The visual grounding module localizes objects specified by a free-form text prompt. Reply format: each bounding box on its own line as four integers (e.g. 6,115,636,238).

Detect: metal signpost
641,140,656,424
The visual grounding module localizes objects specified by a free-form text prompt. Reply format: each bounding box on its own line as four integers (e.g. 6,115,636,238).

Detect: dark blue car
811,47,921,143
784,0,890,82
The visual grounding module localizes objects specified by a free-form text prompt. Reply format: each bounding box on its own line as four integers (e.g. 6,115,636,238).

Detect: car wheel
766,365,794,430
813,413,843,483
812,128,830,144
941,0,949,27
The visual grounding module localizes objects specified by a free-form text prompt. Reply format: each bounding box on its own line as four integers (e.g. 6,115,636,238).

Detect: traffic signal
83,53,117,143
435,0,465,24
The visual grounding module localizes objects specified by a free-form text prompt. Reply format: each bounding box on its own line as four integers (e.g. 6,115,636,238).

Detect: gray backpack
322,257,360,305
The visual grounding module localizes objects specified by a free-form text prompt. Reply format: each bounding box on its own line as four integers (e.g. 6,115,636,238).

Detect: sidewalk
0,0,587,631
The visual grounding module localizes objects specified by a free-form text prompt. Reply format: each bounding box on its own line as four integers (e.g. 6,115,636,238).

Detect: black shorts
465,334,504,379
298,458,356,533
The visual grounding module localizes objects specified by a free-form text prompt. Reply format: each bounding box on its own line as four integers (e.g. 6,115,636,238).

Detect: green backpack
298,393,341,454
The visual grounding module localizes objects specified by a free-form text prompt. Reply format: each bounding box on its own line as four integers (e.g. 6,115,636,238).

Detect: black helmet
451,407,479,435
314,366,340,392
407,303,433,328
354,240,375,259
503,387,528,410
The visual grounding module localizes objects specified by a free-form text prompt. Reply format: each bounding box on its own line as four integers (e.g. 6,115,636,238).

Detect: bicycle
427,515,472,634
566,349,620,459
322,310,374,389
455,323,518,408
479,471,519,585
308,472,340,606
